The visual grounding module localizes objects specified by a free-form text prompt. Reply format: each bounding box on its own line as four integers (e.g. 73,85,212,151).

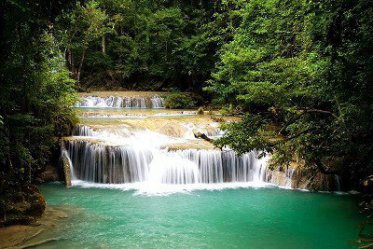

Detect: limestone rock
61,153,72,188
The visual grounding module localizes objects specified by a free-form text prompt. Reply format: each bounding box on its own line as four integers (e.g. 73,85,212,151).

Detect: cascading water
151,96,165,108
334,174,341,191
264,166,295,189
62,92,309,194
61,142,77,181
72,125,95,136
66,140,153,183
64,139,271,185
75,96,165,108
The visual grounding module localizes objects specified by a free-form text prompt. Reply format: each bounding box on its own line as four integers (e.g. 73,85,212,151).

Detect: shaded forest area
0,0,372,225
56,0,239,90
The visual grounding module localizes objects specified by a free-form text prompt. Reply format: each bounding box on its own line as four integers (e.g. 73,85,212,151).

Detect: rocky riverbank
0,205,76,249
0,186,45,227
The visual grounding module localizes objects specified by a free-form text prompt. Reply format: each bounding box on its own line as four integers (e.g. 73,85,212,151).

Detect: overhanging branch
315,159,338,175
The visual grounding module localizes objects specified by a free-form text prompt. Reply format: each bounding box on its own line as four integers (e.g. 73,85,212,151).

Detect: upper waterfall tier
75,95,165,108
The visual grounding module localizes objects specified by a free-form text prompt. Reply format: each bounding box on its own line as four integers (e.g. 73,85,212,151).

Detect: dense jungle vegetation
0,0,372,224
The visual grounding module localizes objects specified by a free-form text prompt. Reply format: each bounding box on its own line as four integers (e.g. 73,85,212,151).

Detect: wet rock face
61,152,72,187
361,176,373,193
0,185,46,226
39,165,60,183
291,167,340,191
157,123,188,138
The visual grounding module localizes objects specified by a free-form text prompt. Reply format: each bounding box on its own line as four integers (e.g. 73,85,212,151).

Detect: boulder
0,185,46,226
39,165,60,183
157,123,187,138
291,167,340,191
192,129,212,142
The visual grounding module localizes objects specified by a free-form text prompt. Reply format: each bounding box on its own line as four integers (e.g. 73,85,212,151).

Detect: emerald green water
39,184,362,249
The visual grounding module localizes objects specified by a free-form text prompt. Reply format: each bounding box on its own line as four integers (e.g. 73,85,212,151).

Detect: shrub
164,93,196,109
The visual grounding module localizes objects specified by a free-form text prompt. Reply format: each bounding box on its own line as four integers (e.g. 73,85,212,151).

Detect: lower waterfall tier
64,140,286,185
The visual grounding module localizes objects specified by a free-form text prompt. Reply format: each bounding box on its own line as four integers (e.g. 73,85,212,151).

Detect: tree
55,0,245,90
0,0,77,225
58,0,110,81
207,0,373,187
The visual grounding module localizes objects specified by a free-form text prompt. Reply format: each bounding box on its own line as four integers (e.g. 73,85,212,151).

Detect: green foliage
0,0,77,190
56,0,242,90
57,0,112,81
1,0,372,194
164,93,196,109
208,0,373,183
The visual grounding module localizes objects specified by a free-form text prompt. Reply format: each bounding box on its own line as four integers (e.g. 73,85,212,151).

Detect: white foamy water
75,96,165,109
180,122,224,140
64,123,294,195
64,94,299,195
70,180,275,196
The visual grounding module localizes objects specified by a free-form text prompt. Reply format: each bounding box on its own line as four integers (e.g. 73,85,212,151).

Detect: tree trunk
65,48,73,72
71,50,75,76
77,48,86,82
102,35,106,55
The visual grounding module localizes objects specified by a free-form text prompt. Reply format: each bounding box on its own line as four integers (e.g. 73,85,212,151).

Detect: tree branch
271,128,314,146
277,107,337,136
315,159,338,175
297,108,337,118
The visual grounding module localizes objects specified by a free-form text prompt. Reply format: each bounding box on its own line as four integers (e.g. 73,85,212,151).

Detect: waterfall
75,96,165,108
63,139,293,187
151,96,165,108
66,140,153,183
264,166,295,189
113,97,123,107
123,97,146,108
334,174,341,191
72,125,95,136
61,142,76,181
147,152,200,184
173,150,266,183
65,91,300,193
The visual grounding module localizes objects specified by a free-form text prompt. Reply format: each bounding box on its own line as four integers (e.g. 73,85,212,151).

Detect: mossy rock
197,107,204,115
0,185,46,226
291,167,339,191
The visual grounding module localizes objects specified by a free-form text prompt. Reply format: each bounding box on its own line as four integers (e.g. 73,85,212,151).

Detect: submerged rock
0,205,76,248
157,123,188,137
